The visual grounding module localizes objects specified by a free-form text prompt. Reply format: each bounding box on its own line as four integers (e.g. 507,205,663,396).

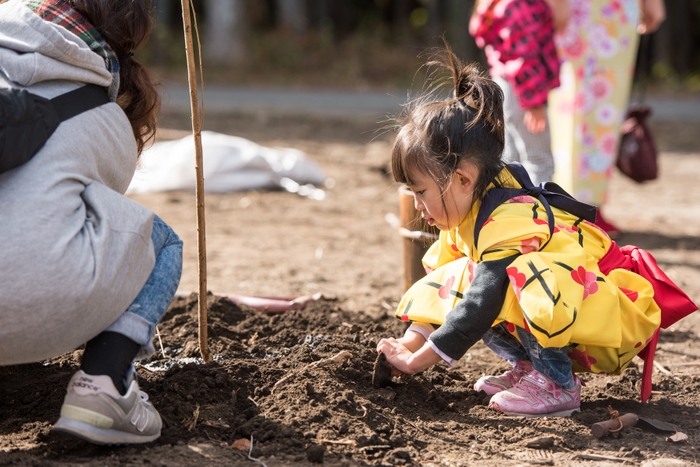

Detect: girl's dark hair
71,0,160,155
391,43,506,207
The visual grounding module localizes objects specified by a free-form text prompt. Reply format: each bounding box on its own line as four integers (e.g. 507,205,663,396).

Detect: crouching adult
0,0,182,445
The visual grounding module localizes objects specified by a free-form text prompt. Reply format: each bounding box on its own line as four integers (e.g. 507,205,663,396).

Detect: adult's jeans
104,216,183,359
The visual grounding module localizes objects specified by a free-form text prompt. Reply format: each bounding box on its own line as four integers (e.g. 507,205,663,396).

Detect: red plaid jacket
469,0,560,109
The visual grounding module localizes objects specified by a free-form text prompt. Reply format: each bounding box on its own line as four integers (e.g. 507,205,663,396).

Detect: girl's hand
638,0,665,34
524,106,547,133
377,338,444,376
377,338,415,376
543,0,571,33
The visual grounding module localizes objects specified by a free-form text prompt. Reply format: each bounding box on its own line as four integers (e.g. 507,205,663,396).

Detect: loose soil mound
1,294,698,466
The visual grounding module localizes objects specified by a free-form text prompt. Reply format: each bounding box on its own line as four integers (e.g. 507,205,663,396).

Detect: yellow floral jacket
397,166,661,375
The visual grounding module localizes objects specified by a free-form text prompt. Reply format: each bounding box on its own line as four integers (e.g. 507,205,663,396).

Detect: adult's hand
638,0,665,34
524,106,547,133
544,0,571,33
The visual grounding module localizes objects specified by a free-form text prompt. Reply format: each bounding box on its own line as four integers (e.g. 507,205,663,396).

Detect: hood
0,0,111,90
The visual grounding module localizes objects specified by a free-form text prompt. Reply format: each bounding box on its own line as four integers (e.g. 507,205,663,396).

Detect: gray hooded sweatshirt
0,0,156,365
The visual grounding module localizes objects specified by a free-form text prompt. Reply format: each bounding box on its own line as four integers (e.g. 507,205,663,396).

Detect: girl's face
406,162,478,231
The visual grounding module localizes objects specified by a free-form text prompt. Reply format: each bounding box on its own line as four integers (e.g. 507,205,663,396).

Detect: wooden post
181,0,211,363
590,413,639,438
398,186,438,291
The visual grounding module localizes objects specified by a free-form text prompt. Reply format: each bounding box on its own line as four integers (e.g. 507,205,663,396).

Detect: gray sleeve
428,255,517,361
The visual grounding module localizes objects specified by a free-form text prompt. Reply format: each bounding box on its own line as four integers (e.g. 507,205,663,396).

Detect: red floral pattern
438,276,456,299
509,195,535,204
569,347,597,370
618,287,639,302
507,266,527,300
571,266,599,299
520,237,540,255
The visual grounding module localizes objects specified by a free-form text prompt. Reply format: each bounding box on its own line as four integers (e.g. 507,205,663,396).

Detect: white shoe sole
52,417,160,445
490,402,580,418
474,380,510,396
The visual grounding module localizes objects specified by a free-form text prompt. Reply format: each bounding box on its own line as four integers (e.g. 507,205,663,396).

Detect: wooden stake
180,0,211,362
398,186,438,290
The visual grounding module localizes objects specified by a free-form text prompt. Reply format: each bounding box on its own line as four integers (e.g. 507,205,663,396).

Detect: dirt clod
306,443,326,463
372,352,394,388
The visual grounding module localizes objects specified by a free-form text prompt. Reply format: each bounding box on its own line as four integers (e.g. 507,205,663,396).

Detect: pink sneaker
488,370,582,417
474,360,533,396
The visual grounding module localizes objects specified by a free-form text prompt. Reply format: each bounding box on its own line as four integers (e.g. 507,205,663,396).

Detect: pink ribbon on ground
222,293,320,313
598,241,698,402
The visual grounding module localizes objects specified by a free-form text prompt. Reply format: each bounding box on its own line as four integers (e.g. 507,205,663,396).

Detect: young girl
376,47,697,417
0,0,181,444
469,0,570,186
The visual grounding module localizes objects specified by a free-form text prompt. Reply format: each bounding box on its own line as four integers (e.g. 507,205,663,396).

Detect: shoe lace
506,362,531,385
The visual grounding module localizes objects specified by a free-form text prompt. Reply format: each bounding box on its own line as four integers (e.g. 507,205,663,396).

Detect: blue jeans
105,216,183,359
482,322,575,389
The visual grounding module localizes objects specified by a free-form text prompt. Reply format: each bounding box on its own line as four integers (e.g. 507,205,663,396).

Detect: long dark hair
391,43,506,212
71,0,160,155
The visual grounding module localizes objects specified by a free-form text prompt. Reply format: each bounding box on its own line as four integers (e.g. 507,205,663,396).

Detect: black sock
80,331,141,396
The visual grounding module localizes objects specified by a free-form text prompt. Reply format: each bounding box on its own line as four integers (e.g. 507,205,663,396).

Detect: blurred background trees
145,0,700,93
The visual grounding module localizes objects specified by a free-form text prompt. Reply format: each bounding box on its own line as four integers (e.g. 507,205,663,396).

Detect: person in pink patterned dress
470,0,570,186
547,0,665,237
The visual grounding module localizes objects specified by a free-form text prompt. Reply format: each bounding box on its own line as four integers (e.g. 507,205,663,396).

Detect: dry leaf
187,443,214,459
231,438,251,451
666,432,688,443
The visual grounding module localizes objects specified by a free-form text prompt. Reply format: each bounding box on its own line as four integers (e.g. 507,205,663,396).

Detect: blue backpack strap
473,163,598,254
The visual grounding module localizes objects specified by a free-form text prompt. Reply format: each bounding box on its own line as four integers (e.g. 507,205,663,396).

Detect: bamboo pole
180,0,211,362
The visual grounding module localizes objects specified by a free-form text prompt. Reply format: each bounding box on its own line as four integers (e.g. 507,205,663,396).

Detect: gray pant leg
502,125,520,164
494,77,554,185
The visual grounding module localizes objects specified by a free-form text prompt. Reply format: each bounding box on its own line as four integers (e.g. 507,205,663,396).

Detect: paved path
161,83,700,123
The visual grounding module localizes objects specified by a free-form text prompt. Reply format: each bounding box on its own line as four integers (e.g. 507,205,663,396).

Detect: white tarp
127,131,327,194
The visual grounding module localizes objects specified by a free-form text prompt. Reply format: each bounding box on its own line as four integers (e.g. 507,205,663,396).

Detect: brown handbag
616,104,658,183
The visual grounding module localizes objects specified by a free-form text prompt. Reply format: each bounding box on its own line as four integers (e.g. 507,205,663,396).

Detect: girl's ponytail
443,44,504,144
392,43,506,206
72,0,160,155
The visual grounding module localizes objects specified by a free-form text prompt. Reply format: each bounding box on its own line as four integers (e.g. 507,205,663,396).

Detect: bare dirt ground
1,113,699,467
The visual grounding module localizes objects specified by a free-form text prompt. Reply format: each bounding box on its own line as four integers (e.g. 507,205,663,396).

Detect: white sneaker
52,370,162,445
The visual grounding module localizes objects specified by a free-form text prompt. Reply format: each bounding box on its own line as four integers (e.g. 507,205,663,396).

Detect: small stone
429,422,445,432
525,436,555,449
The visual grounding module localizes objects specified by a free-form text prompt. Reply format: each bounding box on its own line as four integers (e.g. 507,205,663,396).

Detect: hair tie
120,52,134,61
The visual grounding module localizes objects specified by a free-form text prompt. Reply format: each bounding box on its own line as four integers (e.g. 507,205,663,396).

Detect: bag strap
0,84,109,175
473,163,598,254
632,34,651,106
50,84,109,122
